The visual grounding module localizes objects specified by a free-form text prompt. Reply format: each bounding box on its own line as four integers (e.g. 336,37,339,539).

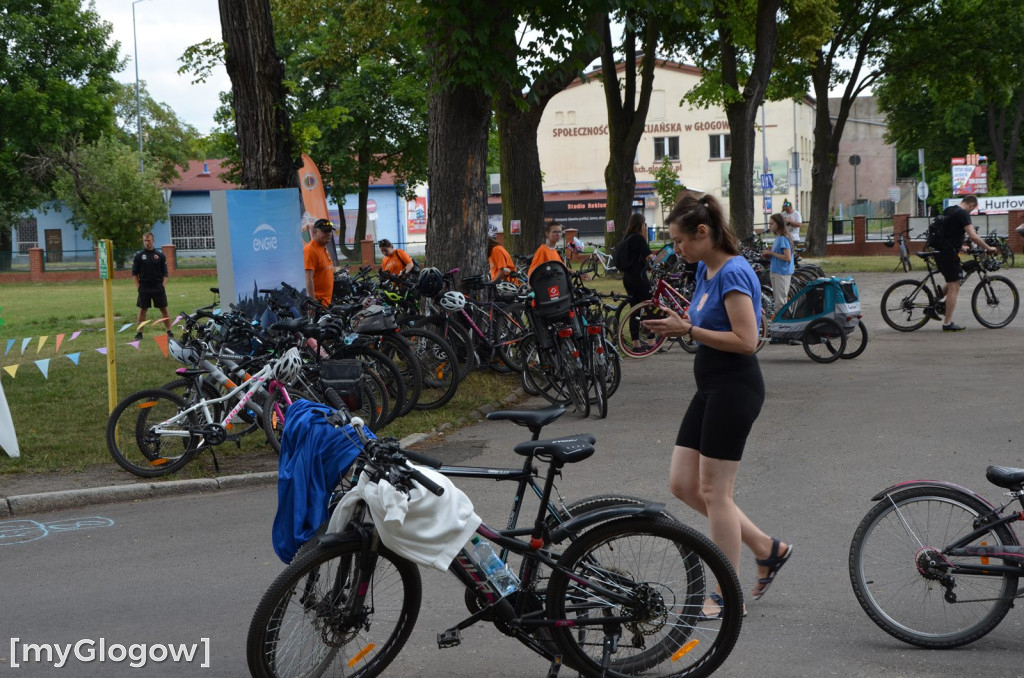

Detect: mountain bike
879,248,1019,331
247,399,743,678
883,227,914,272
849,464,1024,648
106,347,302,477
576,241,619,278
981,232,1014,268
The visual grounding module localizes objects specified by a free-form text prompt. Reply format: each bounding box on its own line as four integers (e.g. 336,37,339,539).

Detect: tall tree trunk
496,101,546,257
219,0,297,190
986,93,1024,194
426,82,491,277
724,102,758,240
807,53,840,256
601,17,657,248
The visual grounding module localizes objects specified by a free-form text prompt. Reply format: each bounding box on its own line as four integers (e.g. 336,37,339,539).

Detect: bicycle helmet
168,338,201,366
495,281,518,298
417,267,444,297
273,347,303,384
440,290,466,312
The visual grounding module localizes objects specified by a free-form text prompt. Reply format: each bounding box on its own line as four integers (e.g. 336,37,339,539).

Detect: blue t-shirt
770,235,794,275
688,257,761,340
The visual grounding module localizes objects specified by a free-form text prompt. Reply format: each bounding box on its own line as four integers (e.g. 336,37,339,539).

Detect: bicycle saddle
513,436,595,466
986,465,1024,490
915,251,938,259
486,405,565,437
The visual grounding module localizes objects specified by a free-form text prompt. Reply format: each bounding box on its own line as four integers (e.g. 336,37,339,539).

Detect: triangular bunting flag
4,339,12,356
35,359,50,379
37,336,48,353
153,333,170,358
118,323,133,333
127,340,140,349
137,320,152,330
0,375,19,457
96,347,108,355
70,331,81,341
66,352,80,365
172,314,184,327
55,333,65,354
20,337,30,354
3,364,18,378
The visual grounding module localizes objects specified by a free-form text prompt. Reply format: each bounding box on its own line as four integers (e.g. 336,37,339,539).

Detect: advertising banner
211,189,305,311
407,197,427,234
951,163,988,195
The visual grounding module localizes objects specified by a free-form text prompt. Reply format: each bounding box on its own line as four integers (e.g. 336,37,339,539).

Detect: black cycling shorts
676,346,765,462
934,249,963,283
137,286,167,309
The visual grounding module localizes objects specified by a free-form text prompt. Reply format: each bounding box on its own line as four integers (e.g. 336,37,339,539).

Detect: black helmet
417,267,444,297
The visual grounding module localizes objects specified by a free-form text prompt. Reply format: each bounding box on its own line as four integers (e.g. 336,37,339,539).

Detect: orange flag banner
297,153,338,265
55,333,65,354
153,333,170,358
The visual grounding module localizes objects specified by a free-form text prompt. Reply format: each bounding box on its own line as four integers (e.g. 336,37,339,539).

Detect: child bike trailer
770,276,866,363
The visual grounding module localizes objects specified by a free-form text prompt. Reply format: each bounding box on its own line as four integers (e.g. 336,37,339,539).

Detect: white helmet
168,339,201,366
273,347,303,384
440,290,466,312
496,281,518,298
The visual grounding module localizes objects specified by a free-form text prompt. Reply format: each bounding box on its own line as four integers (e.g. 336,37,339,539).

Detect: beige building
534,60,816,234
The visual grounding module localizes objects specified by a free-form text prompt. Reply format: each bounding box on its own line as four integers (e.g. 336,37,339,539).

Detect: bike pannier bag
319,359,364,410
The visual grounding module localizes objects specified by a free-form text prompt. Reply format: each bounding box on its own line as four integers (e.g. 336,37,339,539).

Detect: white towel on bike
326,464,482,571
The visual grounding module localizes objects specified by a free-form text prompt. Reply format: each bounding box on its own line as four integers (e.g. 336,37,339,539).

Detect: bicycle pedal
546,656,563,677
437,628,462,648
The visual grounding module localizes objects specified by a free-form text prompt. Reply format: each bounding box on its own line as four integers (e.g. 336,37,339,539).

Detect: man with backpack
926,194,996,332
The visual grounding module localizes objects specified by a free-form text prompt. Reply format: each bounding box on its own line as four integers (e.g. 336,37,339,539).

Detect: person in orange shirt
488,237,517,282
304,219,335,306
379,239,415,276
528,221,564,277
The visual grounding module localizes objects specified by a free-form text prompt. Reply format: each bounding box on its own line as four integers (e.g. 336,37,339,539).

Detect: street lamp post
132,0,149,173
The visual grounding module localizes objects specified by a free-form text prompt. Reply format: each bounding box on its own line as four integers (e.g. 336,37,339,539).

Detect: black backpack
612,234,639,273
925,214,952,249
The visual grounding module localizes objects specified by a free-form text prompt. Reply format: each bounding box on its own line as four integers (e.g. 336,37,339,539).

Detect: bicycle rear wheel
547,516,741,678
880,279,934,331
106,389,202,477
403,328,459,410
849,486,1017,648
247,536,421,678
617,301,667,358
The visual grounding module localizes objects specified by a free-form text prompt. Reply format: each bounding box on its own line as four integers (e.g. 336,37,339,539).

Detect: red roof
164,159,239,192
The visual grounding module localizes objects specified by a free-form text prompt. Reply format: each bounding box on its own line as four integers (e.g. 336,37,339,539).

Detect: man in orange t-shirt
528,221,564,276
379,239,415,276
304,219,335,306
488,238,517,282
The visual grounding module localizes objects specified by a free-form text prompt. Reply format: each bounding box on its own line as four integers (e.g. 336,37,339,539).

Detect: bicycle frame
651,277,691,314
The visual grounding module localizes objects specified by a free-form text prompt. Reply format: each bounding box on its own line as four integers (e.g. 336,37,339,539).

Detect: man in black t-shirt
131,232,172,341
932,195,996,332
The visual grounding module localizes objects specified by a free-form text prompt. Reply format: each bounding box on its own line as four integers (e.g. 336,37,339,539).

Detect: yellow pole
99,239,118,413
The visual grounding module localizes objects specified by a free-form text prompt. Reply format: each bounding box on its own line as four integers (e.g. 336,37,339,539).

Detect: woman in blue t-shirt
642,194,792,617
762,213,794,314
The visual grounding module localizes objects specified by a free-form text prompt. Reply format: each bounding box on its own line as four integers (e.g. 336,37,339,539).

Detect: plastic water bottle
470,537,519,597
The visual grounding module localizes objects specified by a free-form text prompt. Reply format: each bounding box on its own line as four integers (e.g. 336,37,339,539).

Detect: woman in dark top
620,213,653,351
643,194,792,618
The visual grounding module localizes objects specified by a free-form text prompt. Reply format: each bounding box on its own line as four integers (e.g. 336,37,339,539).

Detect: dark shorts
137,286,167,309
934,249,963,283
676,346,765,462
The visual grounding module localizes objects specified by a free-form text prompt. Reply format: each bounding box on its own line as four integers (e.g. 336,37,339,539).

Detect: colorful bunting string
34,359,49,379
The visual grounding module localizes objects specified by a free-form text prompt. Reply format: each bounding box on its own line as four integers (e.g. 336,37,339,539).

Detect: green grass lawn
0,275,520,476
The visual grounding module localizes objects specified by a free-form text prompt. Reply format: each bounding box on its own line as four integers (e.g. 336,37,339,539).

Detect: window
709,134,731,159
169,214,215,251
653,136,679,161
16,218,38,253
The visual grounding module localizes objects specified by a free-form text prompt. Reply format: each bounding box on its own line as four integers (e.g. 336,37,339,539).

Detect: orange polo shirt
528,244,561,277
489,245,516,281
303,240,334,306
382,248,412,276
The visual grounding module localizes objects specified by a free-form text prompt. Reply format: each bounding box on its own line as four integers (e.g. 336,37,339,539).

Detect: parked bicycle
576,241,619,278
981,231,1014,268
883,227,914,273
247,397,743,678
617,275,696,358
849,464,1024,648
879,248,1019,331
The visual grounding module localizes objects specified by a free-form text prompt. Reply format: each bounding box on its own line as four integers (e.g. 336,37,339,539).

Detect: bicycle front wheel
971,274,1019,328
106,389,201,477
547,516,741,678
849,486,1017,648
880,279,934,331
617,301,667,359
247,536,421,678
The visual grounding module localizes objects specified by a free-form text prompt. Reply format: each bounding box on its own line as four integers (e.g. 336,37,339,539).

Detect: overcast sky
91,0,229,134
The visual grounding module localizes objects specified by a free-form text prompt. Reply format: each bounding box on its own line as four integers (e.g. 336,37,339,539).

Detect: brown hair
544,221,562,234
487,237,498,255
665,194,739,255
962,194,979,207
378,239,393,249
769,213,787,235
626,213,645,236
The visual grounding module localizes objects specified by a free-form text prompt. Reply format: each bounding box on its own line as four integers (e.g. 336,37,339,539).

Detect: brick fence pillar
853,216,868,256
28,247,44,282
360,237,376,268
161,244,177,274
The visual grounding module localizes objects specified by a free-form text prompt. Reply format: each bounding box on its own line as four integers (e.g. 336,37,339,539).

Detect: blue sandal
753,538,793,600
696,592,747,621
